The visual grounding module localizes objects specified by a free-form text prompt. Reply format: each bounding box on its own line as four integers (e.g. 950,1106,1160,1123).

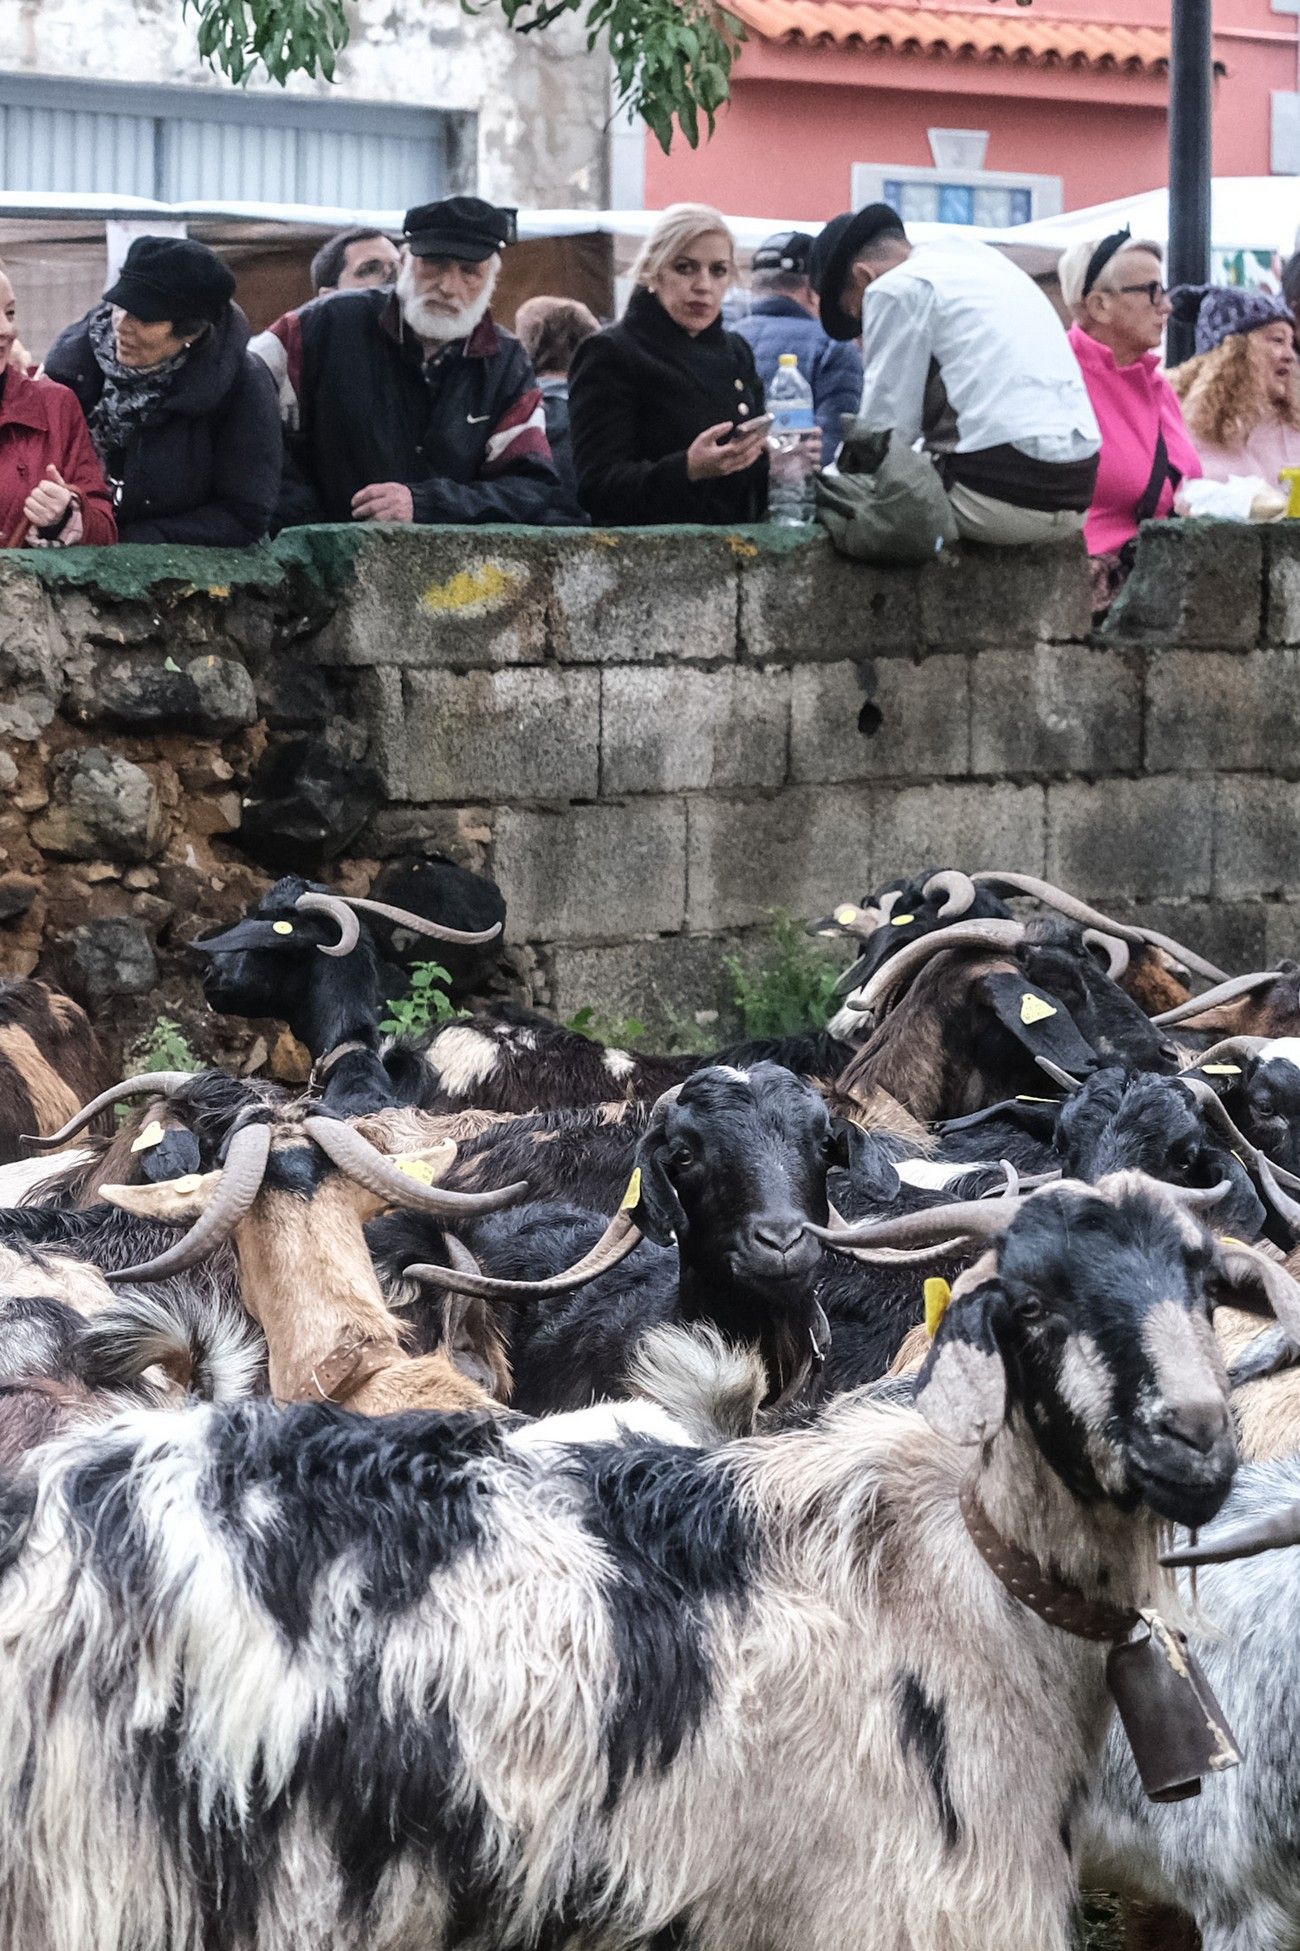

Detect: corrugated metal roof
729,1,1172,73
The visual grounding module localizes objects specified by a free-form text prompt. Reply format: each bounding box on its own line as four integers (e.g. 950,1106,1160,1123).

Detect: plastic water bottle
767,353,817,525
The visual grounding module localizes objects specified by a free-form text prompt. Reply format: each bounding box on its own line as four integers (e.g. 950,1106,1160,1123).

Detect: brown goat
102,1110,517,1416
0,978,110,1163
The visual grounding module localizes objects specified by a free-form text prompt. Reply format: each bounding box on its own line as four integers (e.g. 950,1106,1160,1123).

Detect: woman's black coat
568,286,768,526
45,305,282,547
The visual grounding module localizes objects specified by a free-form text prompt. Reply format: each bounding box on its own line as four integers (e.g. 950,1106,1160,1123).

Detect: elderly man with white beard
251,196,574,527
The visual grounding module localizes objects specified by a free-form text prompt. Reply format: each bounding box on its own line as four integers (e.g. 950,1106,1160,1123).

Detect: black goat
195,872,503,1115
371,1063,843,1412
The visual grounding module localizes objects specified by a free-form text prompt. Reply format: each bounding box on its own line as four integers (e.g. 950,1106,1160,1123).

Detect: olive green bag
815,421,959,566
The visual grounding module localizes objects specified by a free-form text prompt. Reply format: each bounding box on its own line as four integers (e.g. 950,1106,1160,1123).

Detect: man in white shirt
809,204,1100,546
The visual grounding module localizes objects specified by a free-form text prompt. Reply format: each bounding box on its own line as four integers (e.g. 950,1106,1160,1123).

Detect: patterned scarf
85,304,194,476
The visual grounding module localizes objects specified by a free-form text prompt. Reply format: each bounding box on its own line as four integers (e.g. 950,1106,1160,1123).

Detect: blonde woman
569,203,768,524
1168,284,1300,485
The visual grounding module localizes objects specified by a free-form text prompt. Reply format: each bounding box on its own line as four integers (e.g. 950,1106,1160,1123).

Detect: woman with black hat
45,237,281,547
568,203,769,526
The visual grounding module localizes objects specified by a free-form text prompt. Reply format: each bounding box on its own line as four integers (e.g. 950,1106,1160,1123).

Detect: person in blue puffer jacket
734,231,864,464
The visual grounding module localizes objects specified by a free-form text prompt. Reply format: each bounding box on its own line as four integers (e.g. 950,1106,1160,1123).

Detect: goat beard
397,257,499,345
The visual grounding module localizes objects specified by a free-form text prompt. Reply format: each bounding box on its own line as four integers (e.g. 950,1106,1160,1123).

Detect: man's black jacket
252,289,573,527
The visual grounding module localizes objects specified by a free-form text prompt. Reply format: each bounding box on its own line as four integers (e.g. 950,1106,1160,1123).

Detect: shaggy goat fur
0,1174,1243,1951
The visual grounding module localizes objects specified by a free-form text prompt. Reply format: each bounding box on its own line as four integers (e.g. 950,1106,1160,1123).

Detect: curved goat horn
971,872,1230,985
1256,1156,1300,1238
25,1072,196,1151
1182,1036,1272,1071
406,1208,643,1301
808,1193,1031,1255
1182,1079,1300,1198
922,870,978,919
1034,1056,1084,1095
1162,1501,1300,1567
845,919,1027,1017
104,1122,273,1284
303,1115,528,1217
340,895,503,948
294,892,361,958
1082,928,1130,982
1154,971,1291,1028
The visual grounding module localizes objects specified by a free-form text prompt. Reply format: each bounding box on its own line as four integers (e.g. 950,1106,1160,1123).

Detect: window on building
883,178,1034,228
854,162,1061,229
0,71,474,209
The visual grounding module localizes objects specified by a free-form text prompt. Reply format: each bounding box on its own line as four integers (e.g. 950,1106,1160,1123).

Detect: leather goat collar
960,1478,1140,1644
281,1333,400,1407
311,1039,371,1085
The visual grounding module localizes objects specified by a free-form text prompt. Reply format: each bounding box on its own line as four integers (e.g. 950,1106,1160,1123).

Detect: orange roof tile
728,0,1172,74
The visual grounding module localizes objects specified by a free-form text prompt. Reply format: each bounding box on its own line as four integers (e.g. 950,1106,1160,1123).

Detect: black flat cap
403,196,517,262
103,236,235,325
752,230,814,275
809,204,908,340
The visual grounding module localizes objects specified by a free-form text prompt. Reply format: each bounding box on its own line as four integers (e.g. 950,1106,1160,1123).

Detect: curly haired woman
1168,285,1300,486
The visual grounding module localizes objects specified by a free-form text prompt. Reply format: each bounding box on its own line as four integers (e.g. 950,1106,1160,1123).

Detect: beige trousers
946,481,1087,547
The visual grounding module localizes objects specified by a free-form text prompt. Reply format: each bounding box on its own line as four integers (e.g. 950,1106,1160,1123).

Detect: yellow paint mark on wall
726,534,759,558
206,585,230,599
420,562,524,615
591,531,621,549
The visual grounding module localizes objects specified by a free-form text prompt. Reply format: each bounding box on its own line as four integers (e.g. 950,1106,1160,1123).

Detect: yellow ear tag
1202,1063,1242,1076
1020,992,1057,1026
272,921,294,935
130,1119,166,1154
924,1277,952,1337
621,1167,642,1212
835,905,858,926
890,913,915,927
394,1155,436,1186
1220,1236,1247,1250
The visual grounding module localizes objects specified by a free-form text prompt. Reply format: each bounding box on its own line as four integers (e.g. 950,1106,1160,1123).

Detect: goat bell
1105,1610,1242,1803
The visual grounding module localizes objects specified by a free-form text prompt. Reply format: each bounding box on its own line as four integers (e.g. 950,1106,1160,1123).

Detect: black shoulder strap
1135,428,1177,525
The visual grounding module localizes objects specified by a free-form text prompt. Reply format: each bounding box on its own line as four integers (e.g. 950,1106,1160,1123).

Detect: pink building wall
645,0,1300,222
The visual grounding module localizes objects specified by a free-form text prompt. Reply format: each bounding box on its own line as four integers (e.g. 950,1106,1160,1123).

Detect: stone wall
0,519,1293,1069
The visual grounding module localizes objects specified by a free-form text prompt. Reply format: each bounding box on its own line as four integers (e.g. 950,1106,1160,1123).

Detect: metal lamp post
1166,0,1214,365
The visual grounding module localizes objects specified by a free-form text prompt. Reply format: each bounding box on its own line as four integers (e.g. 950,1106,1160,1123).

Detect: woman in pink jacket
1059,231,1200,610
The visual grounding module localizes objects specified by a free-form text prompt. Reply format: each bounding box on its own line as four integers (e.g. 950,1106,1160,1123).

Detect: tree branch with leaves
182,0,745,150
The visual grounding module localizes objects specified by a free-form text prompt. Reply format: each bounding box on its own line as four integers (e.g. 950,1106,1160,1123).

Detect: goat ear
915,1282,1008,1447
440,1292,509,1399
831,1117,902,1201
99,1172,222,1224
1210,1239,1300,1343
975,972,1099,1078
627,1140,685,1247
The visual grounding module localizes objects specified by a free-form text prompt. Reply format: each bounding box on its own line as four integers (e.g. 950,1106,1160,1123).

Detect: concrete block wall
0,518,1295,1064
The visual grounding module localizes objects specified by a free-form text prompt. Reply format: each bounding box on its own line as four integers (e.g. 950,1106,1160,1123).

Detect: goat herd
4,863,1300,1949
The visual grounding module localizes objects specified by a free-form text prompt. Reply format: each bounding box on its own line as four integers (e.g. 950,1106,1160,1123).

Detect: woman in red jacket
0,265,116,548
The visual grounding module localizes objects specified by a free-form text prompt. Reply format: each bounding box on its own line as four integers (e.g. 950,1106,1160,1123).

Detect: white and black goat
1081,1456,1300,1951
0,1172,1277,1951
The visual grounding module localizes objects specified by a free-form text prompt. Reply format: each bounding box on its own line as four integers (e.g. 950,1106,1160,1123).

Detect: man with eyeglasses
809,204,1100,547
1059,229,1201,582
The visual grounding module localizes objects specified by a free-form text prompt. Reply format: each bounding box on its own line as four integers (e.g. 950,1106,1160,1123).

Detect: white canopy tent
988,177,1300,288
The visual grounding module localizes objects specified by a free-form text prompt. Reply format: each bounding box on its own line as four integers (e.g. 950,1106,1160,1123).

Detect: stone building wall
0,519,1292,1069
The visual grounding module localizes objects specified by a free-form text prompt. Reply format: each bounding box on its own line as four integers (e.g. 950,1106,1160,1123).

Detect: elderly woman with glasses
1058,230,1201,607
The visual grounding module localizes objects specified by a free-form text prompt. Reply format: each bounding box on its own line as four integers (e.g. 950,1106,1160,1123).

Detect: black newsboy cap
103,236,235,325
752,230,814,275
809,204,908,340
403,196,517,262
